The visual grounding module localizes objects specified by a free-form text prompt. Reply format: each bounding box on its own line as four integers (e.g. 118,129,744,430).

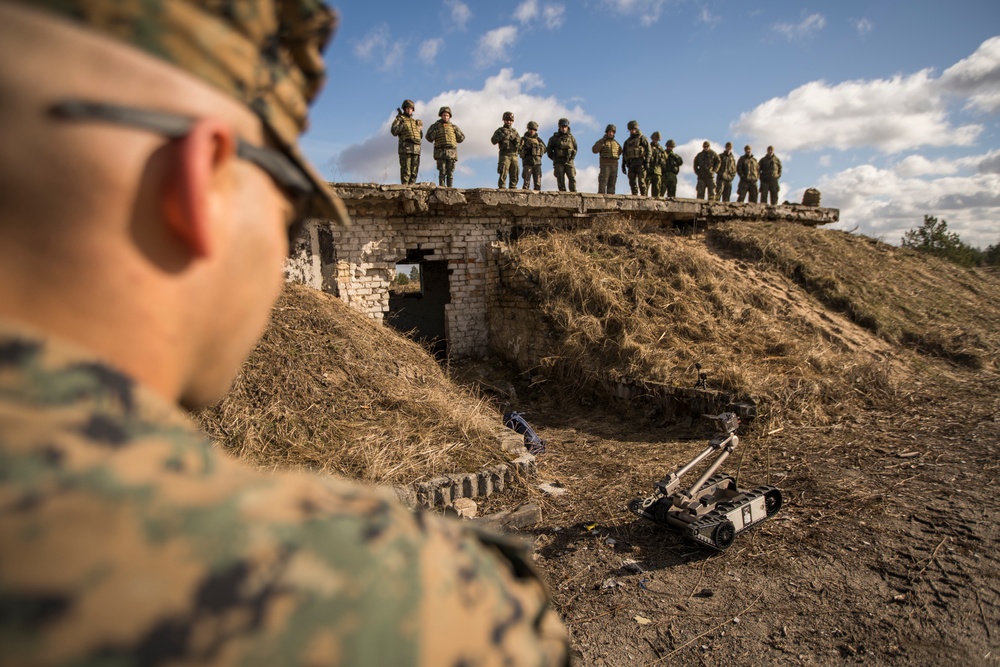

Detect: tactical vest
434,122,457,149
623,138,646,161
649,146,667,172
600,140,621,160
551,133,574,160
495,127,520,153
397,117,421,143
523,135,544,158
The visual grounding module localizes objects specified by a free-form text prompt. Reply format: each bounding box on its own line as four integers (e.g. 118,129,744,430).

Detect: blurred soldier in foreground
694,140,721,200
391,99,423,184
647,132,667,197
622,120,651,196
664,139,684,197
759,145,783,205
715,142,737,202
426,106,465,187
491,111,522,189
592,123,621,194
520,121,545,190
547,117,578,192
0,2,568,666
737,144,759,203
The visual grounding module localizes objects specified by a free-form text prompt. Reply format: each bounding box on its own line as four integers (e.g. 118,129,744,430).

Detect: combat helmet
558,117,570,128
527,121,539,130
651,131,661,141
666,139,676,147
402,99,415,110
627,120,639,131
503,111,514,121
438,106,452,117
605,123,616,133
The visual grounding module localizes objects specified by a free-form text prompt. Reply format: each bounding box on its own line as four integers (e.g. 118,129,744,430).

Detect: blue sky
306,0,1000,249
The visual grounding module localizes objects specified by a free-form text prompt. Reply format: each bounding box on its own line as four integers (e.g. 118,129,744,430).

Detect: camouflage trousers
696,175,716,200
626,163,647,196
436,158,457,187
597,161,618,194
553,161,576,192
398,153,420,185
715,176,734,202
737,179,758,203
522,161,542,190
664,173,678,198
647,172,664,197
760,178,780,205
497,153,520,189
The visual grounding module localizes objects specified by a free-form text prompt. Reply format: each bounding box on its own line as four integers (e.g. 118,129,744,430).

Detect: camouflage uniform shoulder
0,322,568,666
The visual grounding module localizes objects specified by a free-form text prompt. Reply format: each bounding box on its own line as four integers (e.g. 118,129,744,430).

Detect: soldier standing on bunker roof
547,117,578,192
622,120,651,196
390,99,422,184
0,2,570,666
592,123,621,194
737,144,759,203
520,120,545,190
491,111,522,189
716,141,737,202
647,132,668,197
664,139,683,197
694,140,721,200
759,145,783,205
425,105,465,187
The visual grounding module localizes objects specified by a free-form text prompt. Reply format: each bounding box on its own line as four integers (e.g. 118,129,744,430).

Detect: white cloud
515,1,565,29
353,25,406,72
940,35,1000,114
818,155,831,167
697,8,720,26
731,70,983,153
332,69,596,184
853,18,873,35
604,0,668,27
816,158,1000,249
445,0,472,30
419,38,444,64
514,0,539,22
475,26,519,67
773,13,826,41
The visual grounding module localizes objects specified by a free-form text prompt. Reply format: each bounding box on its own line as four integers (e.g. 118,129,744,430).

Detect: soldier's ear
161,118,237,259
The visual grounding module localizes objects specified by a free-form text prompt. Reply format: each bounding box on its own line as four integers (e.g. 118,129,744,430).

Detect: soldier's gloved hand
622,163,627,175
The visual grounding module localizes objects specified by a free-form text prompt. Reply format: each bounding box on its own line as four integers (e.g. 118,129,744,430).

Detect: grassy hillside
194,283,506,485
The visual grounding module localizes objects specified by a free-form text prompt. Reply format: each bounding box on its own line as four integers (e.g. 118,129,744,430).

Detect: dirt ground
463,364,999,666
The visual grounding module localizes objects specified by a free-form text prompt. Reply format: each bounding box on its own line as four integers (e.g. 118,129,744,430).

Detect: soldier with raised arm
592,123,622,194
390,99,423,184
0,2,568,665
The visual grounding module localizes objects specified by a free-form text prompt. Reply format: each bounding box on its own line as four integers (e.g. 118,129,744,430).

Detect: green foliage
393,273,410,286
900,215,983,267
984,243,1000,266
409,266,420,281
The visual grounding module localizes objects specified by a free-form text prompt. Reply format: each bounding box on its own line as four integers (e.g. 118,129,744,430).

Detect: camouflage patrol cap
666,139,676,147
627,120,639,131
30,0,348,226
527,121,539,130
503,111,514,121
558,118,569,127
439,106,452,117
402,99,415,110
605,124,616,133
650,131,661,141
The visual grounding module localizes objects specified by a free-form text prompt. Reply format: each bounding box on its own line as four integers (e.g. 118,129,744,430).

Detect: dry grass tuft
194,283,507,484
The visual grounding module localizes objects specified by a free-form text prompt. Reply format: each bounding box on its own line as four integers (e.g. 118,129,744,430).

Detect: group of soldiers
391,104,784,203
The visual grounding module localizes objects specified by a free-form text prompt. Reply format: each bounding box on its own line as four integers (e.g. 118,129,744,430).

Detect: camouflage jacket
0,321,569,667
737,154,759,181
694,148,721,178
648,144,667,174
546,131,577,164
591,136,621,164
664,150,684,175
717,151,737,181
426,120,465,161
622,133,651,166
521,132,546,164
391,114,423,155
759,153,782,180
491,126,522,155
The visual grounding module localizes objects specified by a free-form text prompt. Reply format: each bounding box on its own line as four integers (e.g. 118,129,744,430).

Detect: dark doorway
387,252,451,357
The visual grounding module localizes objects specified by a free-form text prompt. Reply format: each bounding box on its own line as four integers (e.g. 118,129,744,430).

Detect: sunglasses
50,99,314,243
